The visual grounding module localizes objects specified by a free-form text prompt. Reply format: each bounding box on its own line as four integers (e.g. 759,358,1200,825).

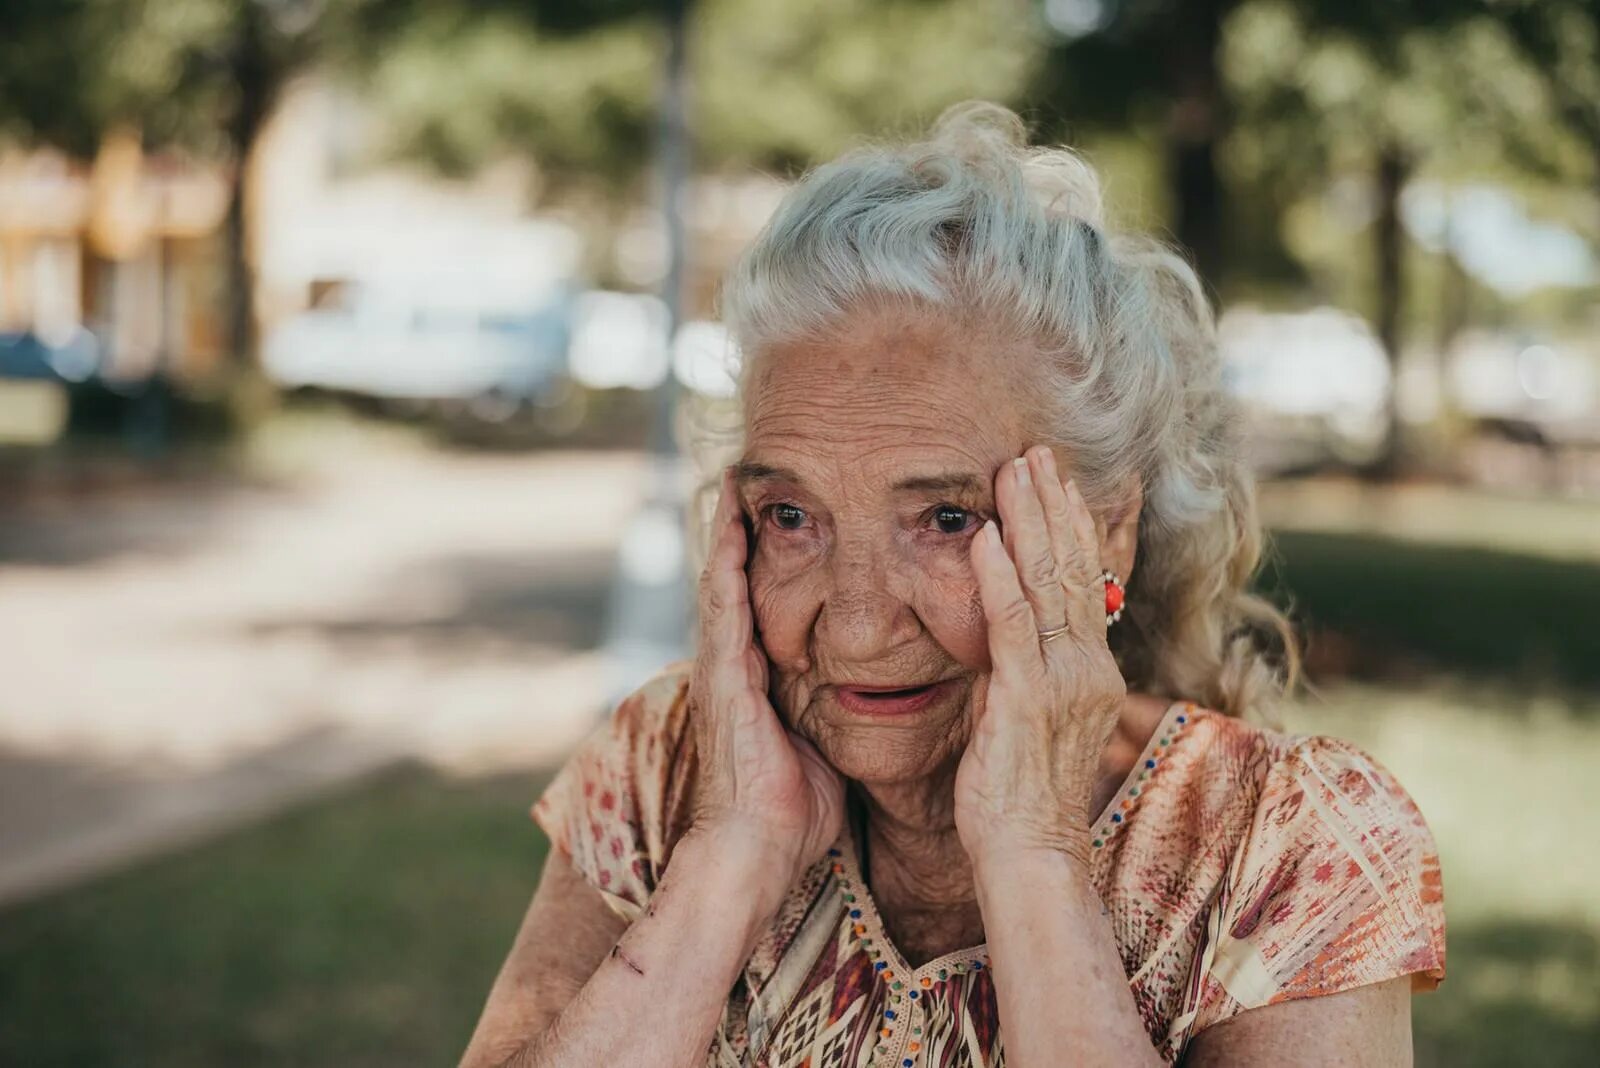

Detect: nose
814,537,917,665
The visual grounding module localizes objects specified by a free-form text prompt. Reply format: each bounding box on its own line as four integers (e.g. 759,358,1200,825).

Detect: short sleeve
1189,735,1447,1035
530,661,697,922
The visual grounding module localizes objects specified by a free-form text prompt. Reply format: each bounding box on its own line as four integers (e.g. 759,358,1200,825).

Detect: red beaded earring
1102,570,1126,626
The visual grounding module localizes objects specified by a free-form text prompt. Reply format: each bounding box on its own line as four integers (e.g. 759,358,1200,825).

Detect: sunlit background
0,1,1596,1064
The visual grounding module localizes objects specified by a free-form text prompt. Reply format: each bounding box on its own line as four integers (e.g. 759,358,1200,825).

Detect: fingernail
1066,478,1079,503
982,518,1000,547
1013,456,1030,487
1041,448,1058,478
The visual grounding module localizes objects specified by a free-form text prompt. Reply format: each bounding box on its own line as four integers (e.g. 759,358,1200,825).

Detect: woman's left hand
954,445,1127,870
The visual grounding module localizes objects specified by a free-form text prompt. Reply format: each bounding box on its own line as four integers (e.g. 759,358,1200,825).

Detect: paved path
0,444,653,905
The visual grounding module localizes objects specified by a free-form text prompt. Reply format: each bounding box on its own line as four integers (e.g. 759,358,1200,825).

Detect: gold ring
1037,622,1070,644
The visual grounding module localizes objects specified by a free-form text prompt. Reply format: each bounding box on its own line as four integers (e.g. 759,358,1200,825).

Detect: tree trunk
221,5,274,373
1166,0,1229,299
211,2,291,436
1368,144,1409,479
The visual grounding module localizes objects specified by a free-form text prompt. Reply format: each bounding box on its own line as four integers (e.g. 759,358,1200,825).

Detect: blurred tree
1499,0,1600,213
1028,0,1242,294
0,0,328,377
354,0,1042,191
1223,0,1591,474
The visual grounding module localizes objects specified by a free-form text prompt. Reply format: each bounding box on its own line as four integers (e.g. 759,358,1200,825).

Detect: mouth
831,679,957,717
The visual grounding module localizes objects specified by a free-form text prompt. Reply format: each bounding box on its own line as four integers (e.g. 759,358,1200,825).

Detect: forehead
742,303,1032,488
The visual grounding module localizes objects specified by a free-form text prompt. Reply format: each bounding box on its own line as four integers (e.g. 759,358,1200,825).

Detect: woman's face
735,302,1040,786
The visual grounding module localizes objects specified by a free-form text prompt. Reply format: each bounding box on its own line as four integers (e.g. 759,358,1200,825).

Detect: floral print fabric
531,662,1446,1065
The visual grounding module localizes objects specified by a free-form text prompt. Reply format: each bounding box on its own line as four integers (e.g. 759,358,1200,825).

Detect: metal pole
653,0,690,461
598,0,696,706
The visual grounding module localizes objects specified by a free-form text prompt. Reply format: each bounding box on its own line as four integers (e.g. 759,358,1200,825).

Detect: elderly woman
461,104,1446,1067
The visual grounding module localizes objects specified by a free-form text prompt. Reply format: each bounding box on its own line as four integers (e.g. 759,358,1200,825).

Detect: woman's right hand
687,467,844,902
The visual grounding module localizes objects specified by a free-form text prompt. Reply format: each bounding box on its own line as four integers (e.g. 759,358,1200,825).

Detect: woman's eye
768,503,808,531
931,505,976,535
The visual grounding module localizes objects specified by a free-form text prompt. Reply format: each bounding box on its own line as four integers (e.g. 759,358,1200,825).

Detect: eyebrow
733,460,986,497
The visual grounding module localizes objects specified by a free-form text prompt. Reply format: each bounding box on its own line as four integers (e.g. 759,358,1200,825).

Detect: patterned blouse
531,663,1447,1066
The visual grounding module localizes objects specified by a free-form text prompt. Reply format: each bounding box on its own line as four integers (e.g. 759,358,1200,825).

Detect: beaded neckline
824,698,1198,987
1091,699,1195,852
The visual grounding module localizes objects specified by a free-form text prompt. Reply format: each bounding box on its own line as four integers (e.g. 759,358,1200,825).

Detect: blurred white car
264,281,572,421
1218,306,1392,471
1448,332,1600,446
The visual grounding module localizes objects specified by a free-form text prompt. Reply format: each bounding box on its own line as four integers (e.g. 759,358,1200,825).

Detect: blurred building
0,131,229,382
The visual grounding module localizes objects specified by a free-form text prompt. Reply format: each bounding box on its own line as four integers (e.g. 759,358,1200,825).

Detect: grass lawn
3,683,1595,1067
0,768,550,1068
2,516,1597,1065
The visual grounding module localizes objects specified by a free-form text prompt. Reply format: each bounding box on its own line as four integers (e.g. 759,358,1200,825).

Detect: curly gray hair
689,101,1298,720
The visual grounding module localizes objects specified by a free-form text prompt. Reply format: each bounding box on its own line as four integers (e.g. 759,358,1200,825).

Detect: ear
1095,474,1143,584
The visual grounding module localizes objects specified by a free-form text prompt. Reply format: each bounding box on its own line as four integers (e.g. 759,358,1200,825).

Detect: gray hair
694,101,1298,720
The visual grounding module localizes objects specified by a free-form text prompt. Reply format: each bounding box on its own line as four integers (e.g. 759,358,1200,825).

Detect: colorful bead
1092,838,1103,848
908,990,919,999
885,1009,897,1020
875,961,887,972
828,847,841,857
972,961,984,970
849,909,862,919
904,1060,914,1067
1145,759,1156,768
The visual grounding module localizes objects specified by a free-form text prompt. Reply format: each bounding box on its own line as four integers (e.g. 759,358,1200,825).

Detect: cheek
913,552,990,670
747,556,818,663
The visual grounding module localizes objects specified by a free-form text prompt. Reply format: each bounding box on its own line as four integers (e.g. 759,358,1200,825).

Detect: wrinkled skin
684,299,1154,961
739,306,1030,788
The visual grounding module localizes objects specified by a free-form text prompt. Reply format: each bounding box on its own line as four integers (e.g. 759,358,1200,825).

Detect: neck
855,767,976,903
853,691,1176,908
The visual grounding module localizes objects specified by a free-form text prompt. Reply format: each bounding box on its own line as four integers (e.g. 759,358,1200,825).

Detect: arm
458,847,623,1067
972,849,1162,1067
962,449,1427,1065
460,827,788,1068
973,847,1416,1066
1182,977,1413,1066
463,467,843,1067
955,447,1162,1064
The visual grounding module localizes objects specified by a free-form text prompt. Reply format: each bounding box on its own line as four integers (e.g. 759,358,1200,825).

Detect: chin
788,682,973,786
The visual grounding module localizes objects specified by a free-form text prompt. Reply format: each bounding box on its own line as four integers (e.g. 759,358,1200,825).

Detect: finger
699,468,755,670
996,452,1069,631
1063,475,1103,580
1064,477,1110,639
1034,449,1102,637
971,518,1045,683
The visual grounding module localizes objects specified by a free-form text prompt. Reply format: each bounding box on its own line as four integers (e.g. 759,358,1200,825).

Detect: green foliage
351,0,1046,191
693,0,1042,173
0,0,238,155
358,6,661,185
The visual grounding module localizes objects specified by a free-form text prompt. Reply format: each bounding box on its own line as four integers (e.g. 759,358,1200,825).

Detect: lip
831,678,958,717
